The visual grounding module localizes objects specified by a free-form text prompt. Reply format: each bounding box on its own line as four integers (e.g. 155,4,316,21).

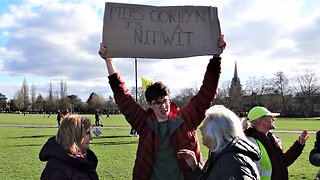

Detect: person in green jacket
243,106,309,180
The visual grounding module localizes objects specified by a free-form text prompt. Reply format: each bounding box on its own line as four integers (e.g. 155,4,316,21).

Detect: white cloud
0,0,319,101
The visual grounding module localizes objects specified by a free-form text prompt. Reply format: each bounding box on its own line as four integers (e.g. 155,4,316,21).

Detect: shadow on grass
94,135,133,139
91,141,138,146
91,135,139,146
9,144,43,147
11,135,52,139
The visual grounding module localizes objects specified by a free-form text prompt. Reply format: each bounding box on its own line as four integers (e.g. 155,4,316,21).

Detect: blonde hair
241,118,250,130
56,115,92,154
204,105,245,153
242,116,264,130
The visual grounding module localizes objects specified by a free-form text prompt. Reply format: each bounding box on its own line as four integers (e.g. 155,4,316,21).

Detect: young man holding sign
98,36,225,180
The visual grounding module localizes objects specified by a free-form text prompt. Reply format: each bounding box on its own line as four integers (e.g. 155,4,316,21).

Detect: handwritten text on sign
103,3,222,59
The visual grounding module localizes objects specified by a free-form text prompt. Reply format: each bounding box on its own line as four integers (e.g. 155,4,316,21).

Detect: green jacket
245,127,305,180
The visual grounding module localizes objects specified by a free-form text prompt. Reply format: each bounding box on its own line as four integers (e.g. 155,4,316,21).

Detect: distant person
98,35,226,179
56,110,62,126
105,110,110,119
178,105,261,179
243,106,309,180
309,130,320,179
39,115,98,180
95,109,102,127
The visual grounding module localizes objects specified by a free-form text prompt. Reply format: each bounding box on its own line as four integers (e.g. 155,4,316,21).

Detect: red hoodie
108,57,221,180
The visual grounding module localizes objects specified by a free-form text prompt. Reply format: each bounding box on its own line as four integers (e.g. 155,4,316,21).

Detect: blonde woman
178,105,260,180
39,115,98,180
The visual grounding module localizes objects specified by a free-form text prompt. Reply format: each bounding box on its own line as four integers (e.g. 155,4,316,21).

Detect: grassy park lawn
0,113,319,179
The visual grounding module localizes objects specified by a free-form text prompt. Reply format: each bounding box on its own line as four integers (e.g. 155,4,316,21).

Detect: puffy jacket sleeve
180,57,221,128
108,73,148,133
310,132,320,166
310,147,320,166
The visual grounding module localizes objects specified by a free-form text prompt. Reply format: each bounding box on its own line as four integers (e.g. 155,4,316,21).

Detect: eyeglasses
152,99,170,107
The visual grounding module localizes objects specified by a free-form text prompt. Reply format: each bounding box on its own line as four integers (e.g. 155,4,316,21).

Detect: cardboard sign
102,3,222,59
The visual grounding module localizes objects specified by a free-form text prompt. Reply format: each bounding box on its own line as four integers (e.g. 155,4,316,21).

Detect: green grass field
0,114,319,179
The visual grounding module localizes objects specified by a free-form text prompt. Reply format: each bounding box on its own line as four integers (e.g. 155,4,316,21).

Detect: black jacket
245,127,304,180
190,137,261,180
310,131,320,166
39,136,99,180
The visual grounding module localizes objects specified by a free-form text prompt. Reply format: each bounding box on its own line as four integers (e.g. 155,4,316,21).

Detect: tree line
215,70,320,117
2,79,115,114
1,69,319,117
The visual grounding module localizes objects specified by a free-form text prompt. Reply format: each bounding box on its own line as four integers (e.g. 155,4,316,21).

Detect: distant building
0,93,8,111
229,61,243,116
227,61,320,117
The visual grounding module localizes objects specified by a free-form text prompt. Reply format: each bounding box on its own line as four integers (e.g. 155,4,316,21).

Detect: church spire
233,61,238,79
229,60,242,114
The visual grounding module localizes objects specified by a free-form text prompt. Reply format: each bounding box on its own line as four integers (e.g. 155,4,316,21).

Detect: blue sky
0,0,319,101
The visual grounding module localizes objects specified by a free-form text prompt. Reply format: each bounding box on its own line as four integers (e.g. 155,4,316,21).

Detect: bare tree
12,78,30,111
58,79,72,111
12,90,24,111
21,78,29,111
292,70,320,117
214,80,230,106
130,86,148,109
172,83,198,108
46,82,57,112
31,84,36,111
48,83,54,103
33,94,45,112
244,76,272,96
244,76,263,106
87,92,106,113
67,94,82,113
105,95,118,113
270,71,292,112
60,79,67,99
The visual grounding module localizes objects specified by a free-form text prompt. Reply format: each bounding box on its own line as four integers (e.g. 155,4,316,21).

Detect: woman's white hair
204,105,246,153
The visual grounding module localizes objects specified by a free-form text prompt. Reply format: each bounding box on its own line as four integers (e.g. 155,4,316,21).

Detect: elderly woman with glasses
178,105,261,180
39,115,98,180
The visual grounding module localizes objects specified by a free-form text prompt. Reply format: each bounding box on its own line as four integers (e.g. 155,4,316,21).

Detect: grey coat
190,137,261,180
